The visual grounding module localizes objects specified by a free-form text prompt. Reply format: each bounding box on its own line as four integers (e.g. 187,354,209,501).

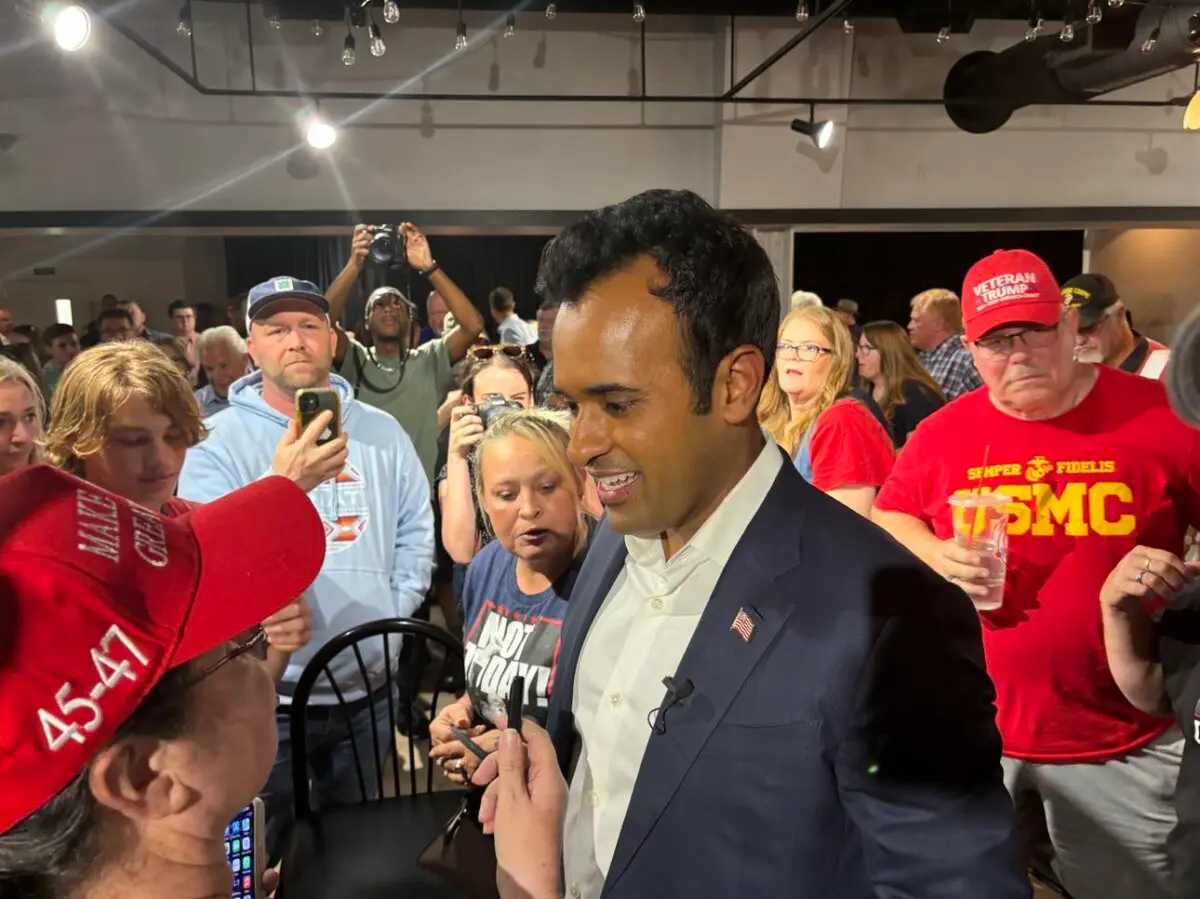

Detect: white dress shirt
561,440,783,899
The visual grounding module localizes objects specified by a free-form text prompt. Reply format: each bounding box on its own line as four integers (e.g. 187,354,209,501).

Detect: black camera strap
349,342,409,399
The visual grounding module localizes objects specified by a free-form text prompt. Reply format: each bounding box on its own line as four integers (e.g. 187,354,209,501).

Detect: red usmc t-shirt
807,399,895,492
876,366,1200,762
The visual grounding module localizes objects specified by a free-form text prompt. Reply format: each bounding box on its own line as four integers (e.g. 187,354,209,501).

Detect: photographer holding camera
325,222,485,484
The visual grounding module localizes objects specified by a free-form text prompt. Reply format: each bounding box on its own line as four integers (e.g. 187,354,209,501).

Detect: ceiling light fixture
1108,0,1124,7
842,16,854,35
304,113,337,150
504,13,516,37
342,30,356,66
52,4,91,52
177,3,192,37
633,3,645,23
545,3,557,19
791,114,835,150
937,25,951,43
1059,19,1075,42
1086,1,1101,25
1024,15,1044,41
368,18,385,56
795,2,809,23
383,0,400,26
455,20,467,50
312,19,323,36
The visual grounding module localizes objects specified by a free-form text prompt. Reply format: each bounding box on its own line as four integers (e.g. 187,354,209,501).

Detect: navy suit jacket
546,454,1030,899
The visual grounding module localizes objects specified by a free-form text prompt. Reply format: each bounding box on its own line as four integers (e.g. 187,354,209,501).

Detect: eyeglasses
183,626,268,689
1077,305,1121,337
855,343,877,356
974,323,1059,357
776,341,833,363
469,344,528,362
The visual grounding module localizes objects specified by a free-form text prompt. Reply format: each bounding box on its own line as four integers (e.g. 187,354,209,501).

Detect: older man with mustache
873,249,1200,899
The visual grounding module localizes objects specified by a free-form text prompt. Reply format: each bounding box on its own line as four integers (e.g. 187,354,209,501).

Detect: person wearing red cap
872,249,1200,899
43,340,347,683
0,464,326,899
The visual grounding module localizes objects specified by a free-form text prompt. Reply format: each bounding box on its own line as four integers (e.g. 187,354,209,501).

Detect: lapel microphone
647,675,695,735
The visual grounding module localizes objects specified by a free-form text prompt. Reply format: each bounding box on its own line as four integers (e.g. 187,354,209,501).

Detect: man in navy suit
532,189,1029,899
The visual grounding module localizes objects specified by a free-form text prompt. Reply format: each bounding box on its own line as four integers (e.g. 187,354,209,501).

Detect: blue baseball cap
245,276,329,330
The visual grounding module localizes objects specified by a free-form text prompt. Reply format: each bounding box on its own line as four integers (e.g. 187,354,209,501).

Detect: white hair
196,325,246,357
790,290,824,310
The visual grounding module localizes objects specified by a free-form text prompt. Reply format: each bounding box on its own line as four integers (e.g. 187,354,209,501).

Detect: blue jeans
261,694,398,863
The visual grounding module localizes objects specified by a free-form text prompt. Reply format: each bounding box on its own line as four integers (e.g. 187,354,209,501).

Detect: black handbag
417,789,500,899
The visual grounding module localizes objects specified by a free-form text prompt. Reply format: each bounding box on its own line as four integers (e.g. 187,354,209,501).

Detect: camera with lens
368,224,406,268
299,393,320,413
476,395,524,429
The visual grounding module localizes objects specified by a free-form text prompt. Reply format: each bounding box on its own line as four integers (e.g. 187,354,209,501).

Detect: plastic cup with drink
947,491,1011,611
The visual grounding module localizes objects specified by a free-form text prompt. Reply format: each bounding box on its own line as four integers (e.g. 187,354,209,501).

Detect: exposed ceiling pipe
943,3,1200,134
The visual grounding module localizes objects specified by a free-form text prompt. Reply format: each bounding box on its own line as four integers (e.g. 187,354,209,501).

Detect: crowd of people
0,195,1197,899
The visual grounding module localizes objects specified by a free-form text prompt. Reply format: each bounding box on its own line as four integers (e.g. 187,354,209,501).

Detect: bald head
427,291,448,336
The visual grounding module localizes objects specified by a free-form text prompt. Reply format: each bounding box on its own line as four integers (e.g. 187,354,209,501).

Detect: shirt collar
624,439,783,569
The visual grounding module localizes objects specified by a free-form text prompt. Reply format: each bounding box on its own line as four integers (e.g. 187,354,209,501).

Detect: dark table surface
277,791,472,899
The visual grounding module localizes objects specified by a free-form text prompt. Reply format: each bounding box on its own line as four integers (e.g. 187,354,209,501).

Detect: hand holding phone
225,798,266,899
271,391,348,492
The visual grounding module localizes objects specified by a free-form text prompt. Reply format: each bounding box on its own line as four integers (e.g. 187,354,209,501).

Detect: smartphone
225,798,265,899
295,388,341,446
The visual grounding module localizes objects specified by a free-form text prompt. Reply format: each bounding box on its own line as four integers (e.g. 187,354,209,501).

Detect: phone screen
225,803,258,899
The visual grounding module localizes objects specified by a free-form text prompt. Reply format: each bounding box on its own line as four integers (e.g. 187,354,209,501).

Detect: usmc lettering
952,482,1137,537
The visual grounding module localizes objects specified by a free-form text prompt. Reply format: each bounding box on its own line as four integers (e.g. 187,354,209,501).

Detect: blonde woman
856,321,945,448
430,407,594,783
0,355,45,478
44,341,341,680
758,305,894,516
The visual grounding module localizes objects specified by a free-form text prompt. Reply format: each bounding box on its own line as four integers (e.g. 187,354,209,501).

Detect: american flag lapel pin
731,607,756,643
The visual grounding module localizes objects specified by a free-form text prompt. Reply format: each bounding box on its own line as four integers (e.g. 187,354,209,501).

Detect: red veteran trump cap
0,465,326,835
961,249,1063,342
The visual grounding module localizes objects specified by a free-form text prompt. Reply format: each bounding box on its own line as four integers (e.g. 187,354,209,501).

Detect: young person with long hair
855,321,945,447
430,408,594,784
758,305,894,517
0,355,45,478
44,340,340,682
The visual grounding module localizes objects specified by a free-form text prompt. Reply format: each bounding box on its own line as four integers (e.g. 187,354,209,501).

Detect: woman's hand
430,697,473,747
1101,545,1199,619
449,403,485,461
430,727,498,784
271,411,349,492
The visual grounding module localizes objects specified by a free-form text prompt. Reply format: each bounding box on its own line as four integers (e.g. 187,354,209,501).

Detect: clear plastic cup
948,492,1011,611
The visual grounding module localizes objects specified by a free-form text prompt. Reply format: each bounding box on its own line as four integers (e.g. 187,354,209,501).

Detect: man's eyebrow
578,383,644,398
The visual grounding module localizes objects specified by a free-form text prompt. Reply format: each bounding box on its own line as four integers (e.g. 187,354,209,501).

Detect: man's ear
89,738,193,823
715,345,766,425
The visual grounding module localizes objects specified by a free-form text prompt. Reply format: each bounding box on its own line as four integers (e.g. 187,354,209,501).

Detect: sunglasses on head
468,344,528,362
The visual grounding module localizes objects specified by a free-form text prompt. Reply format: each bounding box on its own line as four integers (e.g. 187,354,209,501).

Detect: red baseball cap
961,249,1063,342
0,465,327,835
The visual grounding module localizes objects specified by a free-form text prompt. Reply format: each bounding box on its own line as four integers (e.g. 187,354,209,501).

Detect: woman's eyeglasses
469,344,529,362
776,341,833,363
856,343,877,356
184,626,269,689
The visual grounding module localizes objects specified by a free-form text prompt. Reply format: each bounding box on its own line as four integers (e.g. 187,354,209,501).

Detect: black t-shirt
891,380,945,448
1159,583,1200,898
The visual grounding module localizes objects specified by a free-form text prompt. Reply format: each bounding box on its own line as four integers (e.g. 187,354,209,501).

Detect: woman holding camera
439,346,538,570
431,407,595,783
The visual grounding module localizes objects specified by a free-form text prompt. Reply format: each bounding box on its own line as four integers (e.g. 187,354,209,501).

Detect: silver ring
1135,570,1146,585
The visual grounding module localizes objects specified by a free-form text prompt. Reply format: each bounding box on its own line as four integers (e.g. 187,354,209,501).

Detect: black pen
507,675,525,738
449,725,491,761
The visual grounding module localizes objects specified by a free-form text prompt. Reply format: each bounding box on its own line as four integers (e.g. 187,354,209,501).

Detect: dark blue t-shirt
461,535,589,727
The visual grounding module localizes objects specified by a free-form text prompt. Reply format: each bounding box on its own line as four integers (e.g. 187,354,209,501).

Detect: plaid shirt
919,336,983,401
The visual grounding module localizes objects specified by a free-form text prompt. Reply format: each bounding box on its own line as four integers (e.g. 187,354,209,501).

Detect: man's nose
567,407,611,469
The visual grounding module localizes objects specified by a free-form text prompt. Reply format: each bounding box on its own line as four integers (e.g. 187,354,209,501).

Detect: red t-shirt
875,365,1200,763
806,399,895,492
162,497,199,518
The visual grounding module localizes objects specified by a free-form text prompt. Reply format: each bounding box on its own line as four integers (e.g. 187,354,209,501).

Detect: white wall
0,234,228,330
2,6,1199,213
1087,229,1200,344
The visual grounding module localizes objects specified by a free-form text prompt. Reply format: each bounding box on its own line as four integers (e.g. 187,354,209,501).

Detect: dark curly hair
535,189,780,414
